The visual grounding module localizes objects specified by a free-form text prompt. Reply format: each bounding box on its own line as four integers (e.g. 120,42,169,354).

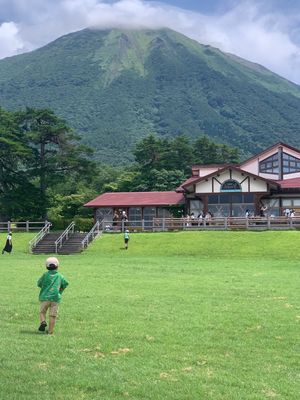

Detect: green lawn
1,231,300,400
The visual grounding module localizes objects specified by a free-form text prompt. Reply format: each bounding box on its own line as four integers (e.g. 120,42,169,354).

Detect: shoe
38,321,47,332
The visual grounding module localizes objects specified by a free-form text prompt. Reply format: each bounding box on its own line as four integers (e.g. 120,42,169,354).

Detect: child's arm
60,276,69,292
37,274,44,288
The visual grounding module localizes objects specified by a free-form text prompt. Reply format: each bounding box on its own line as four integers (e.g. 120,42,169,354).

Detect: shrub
49,217,94,232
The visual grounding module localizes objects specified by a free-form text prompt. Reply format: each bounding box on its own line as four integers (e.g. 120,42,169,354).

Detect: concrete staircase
57,232,86,254
32,232,63,254
32,232,86,254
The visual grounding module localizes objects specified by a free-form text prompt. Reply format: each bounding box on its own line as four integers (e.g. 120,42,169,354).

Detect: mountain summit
1,28,300,163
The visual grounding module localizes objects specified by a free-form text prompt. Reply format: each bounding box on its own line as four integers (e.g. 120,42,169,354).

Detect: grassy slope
1,29,300,162
1,231,299,399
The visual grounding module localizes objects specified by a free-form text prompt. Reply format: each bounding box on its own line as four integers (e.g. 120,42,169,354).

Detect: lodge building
85,142,300,222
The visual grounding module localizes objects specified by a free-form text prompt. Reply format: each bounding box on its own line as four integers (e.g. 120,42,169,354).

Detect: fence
101,216,300,232
0,221,49,232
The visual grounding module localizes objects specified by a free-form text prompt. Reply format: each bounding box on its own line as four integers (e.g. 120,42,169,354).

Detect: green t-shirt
37,270,69,303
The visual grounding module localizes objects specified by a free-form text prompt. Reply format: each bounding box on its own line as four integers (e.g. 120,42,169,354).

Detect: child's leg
48,316,56,334
48,302,59,334
40,311,46,322
39,301,50,331
39,301,50,322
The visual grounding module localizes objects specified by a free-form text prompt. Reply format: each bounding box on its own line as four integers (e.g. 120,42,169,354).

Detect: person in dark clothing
2,232,12,254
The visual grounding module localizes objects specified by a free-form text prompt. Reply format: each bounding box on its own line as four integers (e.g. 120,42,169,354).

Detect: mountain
1,28,300,164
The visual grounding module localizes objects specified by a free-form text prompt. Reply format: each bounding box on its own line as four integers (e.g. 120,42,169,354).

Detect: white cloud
0,0,300,84
0,22,25,58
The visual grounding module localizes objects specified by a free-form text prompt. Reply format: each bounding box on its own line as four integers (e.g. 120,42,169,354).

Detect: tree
162,135,194,174
0,108,34,219
193,136,240,164
193,136,218,164
133,134,167,171
16,108,94,217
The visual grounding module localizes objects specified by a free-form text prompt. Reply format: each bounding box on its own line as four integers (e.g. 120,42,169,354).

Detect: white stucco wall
198,167,220,177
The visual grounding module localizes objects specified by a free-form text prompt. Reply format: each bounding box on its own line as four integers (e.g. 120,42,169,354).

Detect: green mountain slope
1,28,300,163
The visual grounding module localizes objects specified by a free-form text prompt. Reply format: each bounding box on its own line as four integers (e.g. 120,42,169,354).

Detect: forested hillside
1,28,300,163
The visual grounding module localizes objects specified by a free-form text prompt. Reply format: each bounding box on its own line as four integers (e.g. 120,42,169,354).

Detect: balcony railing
100,216,300,232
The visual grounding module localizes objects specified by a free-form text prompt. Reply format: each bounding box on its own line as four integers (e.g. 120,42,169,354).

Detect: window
282,152,300,174
96,208,113,222
231,194,243,203
260,152,300,174
244,194,254,203
208,195,218,204
143,207,156,228
282,198,300,206
157,208,171,218
282,199,292,206
220,180,241,192
207,194,256,217
259,153,279,174
220,194,231,203
129,207,142,222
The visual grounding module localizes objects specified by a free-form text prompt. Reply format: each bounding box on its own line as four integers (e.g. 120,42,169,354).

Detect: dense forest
1,28,300,164
0,107,239,221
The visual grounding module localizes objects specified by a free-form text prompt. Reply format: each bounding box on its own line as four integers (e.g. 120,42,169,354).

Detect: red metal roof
277,178,300,188
176,176,200,191
84,191,185,207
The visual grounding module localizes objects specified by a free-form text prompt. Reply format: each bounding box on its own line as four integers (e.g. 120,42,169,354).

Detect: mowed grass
0,231,300,400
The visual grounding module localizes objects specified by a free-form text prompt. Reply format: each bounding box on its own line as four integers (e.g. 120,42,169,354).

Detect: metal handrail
54,221,75,253
81,220,101,250
29,221,52,253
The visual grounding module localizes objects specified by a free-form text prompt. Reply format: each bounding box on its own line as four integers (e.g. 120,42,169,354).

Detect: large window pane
144,207,156,227
208,205,230,217
208,195,219,204
282,199,292,206
96,208,113,222
219,194,230,203
157,208,171,218
232,194,243,203
129,207,142,221
243,194,254,203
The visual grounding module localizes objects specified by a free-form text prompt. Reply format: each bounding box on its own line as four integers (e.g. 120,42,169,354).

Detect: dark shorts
124,238,129,243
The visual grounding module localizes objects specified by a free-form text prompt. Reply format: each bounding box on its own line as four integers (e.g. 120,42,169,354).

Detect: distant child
37,257,69,334
124,229,130,250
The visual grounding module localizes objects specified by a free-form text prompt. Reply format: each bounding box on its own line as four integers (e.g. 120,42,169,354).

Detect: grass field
1,231,300,400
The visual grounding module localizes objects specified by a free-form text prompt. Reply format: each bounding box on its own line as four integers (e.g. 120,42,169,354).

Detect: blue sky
1,0,300,84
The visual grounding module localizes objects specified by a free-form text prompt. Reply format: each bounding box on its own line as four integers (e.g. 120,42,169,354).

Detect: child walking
124,229,130,250
37,257,69,334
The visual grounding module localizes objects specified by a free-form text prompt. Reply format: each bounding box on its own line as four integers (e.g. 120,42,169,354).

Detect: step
31,231,92,254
